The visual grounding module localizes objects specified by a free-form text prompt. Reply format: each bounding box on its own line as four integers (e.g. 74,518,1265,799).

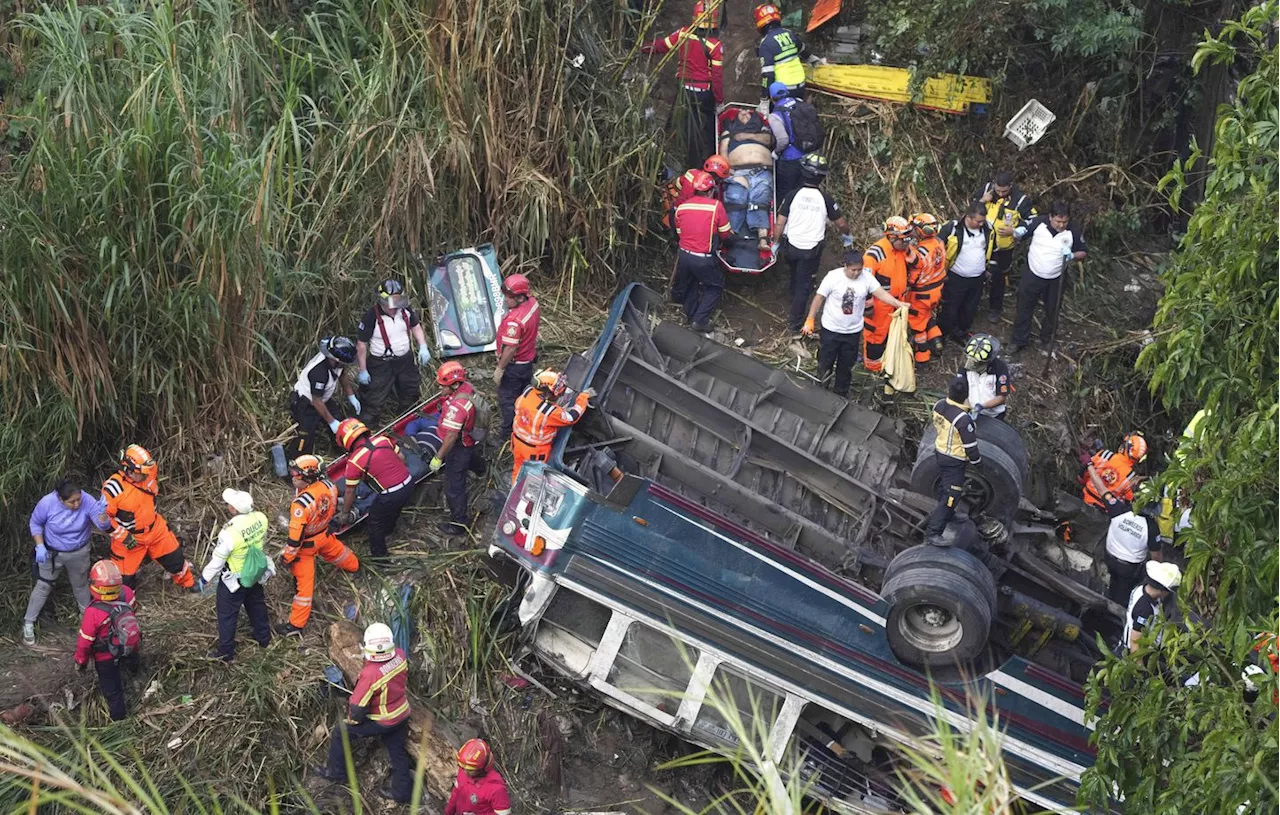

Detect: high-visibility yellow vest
224,511,268,573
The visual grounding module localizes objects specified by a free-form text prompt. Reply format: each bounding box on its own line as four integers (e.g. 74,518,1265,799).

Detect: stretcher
805,65,992,115
715,103,779,276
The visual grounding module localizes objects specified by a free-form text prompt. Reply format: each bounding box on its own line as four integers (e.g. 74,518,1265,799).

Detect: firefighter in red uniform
665,154,732,231
432,362,487,536
906,212,947,363
277,455,359,634
337,419,412,559
642,2,724,169
493,274,541,445
510,370,595,485
315,622,412,803
101,445,201,593
862,217,917,373
1083,432,1147,509
674,170,734,332
74,560,140,721
446,738,514,815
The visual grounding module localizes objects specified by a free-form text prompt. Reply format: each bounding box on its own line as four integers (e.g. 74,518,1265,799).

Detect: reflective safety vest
224,511,269,572
760,27,806,87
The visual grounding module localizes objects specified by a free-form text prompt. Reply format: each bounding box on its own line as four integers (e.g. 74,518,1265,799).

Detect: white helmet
362,622,396,662
1146,561,1182,591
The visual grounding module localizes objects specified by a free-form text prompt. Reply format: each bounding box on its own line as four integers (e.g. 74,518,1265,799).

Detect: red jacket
641,28,724,103
349,648,410,725
74,587,137,664
444,767,512,815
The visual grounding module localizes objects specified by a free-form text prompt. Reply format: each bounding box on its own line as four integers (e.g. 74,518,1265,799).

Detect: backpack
92,600,141,659
470,393,492,443
237,542,269,588
786,100,825,153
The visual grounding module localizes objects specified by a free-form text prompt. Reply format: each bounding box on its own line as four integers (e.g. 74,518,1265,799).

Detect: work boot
274,622,304,637
924,533,949,548
378,783,411,804
438,520,467,537
312,765,345,783
986,309,1003,324
691,321,712,334
21,622,35,646
1009,343,1028,356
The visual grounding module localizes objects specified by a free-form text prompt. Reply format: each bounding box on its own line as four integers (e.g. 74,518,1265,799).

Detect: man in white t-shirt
801,249,907,397
1010,201,1087,354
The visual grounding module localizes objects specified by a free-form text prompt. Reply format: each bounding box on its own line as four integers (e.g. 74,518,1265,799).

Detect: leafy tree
1083,2,1279,812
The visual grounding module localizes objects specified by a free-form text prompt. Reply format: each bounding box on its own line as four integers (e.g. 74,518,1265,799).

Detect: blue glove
34,544,48,564
1013,226,1027,240
417,346,431,367
347,394,361,415
356,370,371,386
328,418,341,434
1061,244,1074,260
840,233,854,248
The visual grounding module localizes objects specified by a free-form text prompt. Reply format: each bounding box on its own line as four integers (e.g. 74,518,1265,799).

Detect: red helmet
457,738,493,772
690,169,716,193
702,154,731,180
753,3,781,29
910,212,939,238
90,560,123,601
1122,432,1148,463
335,418,369,451
692,0,713,27
436,360,467,387
883,216,912,239
501,274,530,297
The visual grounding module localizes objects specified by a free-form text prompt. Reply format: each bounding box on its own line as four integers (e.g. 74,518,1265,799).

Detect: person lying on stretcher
718,109,775,252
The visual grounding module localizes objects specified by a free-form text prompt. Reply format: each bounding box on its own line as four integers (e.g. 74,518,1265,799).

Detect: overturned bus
489,285,1118,813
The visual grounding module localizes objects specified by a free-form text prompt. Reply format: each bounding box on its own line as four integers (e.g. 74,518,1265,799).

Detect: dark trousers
680,251,723,327
497,361,534,443
367,485,413,557
1104,553,1146,606
988,249,1013,313
776,158,803,203
361,353,421,428
783,240,824,330
1012,273,1063,347
816,327,862,397
214,580,271,660
95,653,139,721
443,443,487,530
326,718,412,802
289,395,338,457
939,272,984,339
680,88,718,170
924,455,968,536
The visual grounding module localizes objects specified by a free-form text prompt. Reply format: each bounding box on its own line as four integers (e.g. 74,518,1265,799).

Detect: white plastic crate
1004,99,1056,150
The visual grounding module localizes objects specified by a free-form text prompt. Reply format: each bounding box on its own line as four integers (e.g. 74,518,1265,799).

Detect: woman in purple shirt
24,476,109,645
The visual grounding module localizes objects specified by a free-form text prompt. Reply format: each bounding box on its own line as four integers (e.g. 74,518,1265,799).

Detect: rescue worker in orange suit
277,455,359,635
314,623,412,803
1083,432,1147,509
861,217,917,373
511,370,596,485
337,418,413,559
101,445,201,594
432,362,488,537
74,560,140,721
446,738,514,815
493,274,541,446
641,2,724,169
905,213,947,363
674,170,734,332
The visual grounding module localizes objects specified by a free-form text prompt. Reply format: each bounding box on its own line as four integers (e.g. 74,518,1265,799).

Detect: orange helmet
1122,432,1148,463
120,444,157,478
883,216,912,239
436,360,467,387
90,560,123,601
910,212,939,238
703,154,731,180
690,169,716,193
501,274,530,297
534,369,568,398
753,3,781,29
336,418,369,451
457,738,493,772
289,454,324,480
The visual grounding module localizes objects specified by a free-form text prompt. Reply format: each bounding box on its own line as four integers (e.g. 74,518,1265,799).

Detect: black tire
972,417,1030,486
883,565,994,667
883,543,997,611
910,437,1022,521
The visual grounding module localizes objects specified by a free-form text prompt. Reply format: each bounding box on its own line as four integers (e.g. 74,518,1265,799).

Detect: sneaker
21,622,35,646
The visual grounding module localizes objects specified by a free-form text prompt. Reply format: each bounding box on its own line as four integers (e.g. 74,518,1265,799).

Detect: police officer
753,3,818,104
493,274,541,445
201,489,274,661
289,336,360,457
924,376,981,544
355,280,432,428
431,362,487,537
674,170,734,332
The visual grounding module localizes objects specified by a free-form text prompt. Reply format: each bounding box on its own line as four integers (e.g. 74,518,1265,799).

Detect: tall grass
0,0,664,561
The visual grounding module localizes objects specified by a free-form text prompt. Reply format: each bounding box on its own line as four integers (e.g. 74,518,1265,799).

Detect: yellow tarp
882,307,916,394
805,65,992,115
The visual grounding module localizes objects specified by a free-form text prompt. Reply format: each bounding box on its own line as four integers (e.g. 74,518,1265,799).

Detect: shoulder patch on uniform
293,507,304,518
505,324,518,337
866,245,885,261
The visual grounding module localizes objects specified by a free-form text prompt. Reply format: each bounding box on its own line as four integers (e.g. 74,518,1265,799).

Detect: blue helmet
768,81,790,101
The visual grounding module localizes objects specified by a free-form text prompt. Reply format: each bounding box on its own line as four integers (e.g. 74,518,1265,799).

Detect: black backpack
786,100,825,153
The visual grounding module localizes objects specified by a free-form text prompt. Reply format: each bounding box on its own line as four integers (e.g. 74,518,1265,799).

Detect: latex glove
417,345,431,367
1061,244,1075,260
969,408,981,421
800,317,816,337
328,419,340,434
840,233,854,248
34,544,48,564
347,394,361,415
1013,226,1027,240
356,370,371,387
492,368,504,386
756,99,770,117
430,456,444,473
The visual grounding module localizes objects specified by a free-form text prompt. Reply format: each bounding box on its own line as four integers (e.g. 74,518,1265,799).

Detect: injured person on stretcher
718,109,775,269
350,417,442,519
